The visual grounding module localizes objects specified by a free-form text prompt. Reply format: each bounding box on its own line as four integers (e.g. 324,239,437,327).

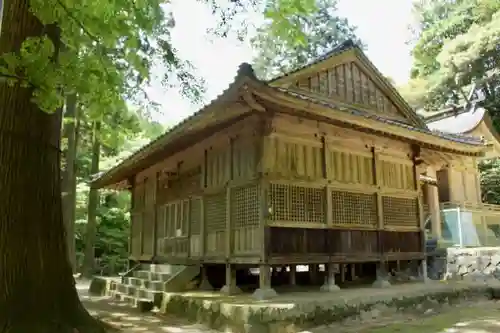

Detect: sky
147,0,416,126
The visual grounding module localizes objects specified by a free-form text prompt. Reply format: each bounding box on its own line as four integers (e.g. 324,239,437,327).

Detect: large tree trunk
0,1,106,332
83,121,101,278
62,94,79,273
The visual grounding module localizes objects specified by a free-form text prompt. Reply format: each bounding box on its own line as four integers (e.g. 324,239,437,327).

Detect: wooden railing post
323,136,333,227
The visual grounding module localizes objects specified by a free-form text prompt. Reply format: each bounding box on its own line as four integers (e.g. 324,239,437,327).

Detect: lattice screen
231,184,260,228
190,197,202,235
204,192,226,231
382,196,419,227
268,183,325,223
331,190,377,226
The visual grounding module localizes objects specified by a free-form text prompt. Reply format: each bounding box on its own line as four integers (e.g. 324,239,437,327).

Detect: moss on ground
364,304,500,333
158,284,500,333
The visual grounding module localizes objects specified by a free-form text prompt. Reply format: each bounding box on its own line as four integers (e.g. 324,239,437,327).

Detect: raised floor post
321,263,340,292
372,262,391,288
420,258,429,283
309,264,319,284
220,264,241,295
252,264,277,300
198,265,213,291
289,265,296,286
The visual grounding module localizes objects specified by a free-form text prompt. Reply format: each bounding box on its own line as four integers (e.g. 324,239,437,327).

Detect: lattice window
268,184,325,223
231,184,260,228
190,197,202,235
382,196,418,227
204,192,226,231
331,191,377,226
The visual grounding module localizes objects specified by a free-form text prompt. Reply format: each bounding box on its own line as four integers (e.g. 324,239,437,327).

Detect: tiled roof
426,105,485,134
92,51,487,187
424,82,488,134
276,87,484,146
91,63,258,188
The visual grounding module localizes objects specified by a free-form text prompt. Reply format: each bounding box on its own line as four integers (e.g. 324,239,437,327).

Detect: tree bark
62,94,79,273
0,0,106,332
83,121,101,278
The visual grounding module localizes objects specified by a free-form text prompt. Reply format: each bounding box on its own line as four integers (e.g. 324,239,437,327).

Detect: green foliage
479,159,500,204
404,0,500,111
252,0,364,79
74,111,164,274
4,0,343,273
1,0,323,115
406,0,500,207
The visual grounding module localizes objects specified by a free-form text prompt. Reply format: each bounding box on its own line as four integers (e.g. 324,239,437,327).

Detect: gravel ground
77,280,500,333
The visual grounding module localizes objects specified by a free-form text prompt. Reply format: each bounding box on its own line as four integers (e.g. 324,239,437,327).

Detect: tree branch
54,0,114,79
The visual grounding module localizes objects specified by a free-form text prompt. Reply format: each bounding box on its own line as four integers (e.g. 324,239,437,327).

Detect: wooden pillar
309,264,319,284
258,116,272,265
225,186,232,259
474,158,482,203
321,263,340,292
426,168,442,239
198,265,213,290
151,172,159,259
128,177,135,259
413,146,428,282
225,138,234,260
252,264,277,300
289,265,296,286
220,264,240,295
372,147,384,266
200,149,207,258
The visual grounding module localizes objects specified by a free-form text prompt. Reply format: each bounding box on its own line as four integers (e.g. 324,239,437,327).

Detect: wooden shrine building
92,40,488,297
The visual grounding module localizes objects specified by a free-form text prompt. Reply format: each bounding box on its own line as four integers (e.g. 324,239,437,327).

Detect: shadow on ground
79,281,216,333
78,280,500,333
317,303,500,333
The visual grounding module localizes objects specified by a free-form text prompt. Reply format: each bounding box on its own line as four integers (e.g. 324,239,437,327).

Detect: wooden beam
372,147,384,229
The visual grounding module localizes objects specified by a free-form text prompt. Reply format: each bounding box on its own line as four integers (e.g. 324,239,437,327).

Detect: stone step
114,283,164,306
133,270,171,282
137,289,163,305
143,280,165,291
116,283,137,296
122,277,165,292
123,277,144,287
113,293,154,312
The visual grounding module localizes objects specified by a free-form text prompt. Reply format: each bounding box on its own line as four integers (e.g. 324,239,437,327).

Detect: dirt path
78,281,217,333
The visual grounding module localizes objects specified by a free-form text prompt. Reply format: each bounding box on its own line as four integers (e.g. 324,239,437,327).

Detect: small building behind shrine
420,84,500,247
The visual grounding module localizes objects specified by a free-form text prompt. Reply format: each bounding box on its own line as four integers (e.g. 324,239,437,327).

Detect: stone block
252,287,278,300
491,254,500,266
